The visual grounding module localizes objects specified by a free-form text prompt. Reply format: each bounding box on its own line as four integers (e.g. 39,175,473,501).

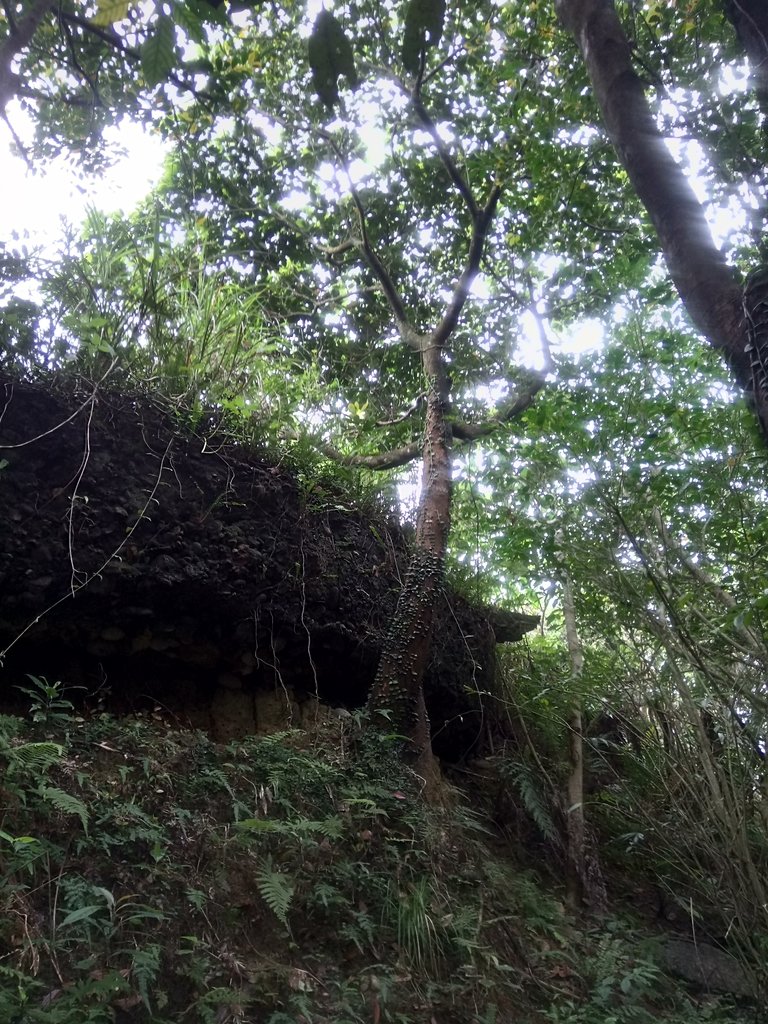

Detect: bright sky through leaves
0,110,167,248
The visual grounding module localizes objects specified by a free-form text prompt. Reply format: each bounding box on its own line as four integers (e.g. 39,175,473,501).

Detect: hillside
0,689,758,1024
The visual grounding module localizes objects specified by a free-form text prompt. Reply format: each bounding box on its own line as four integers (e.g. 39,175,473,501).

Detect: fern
505,760,560,845
39,786,89,832
132,943,162,1010
237,818,289,834
4,741,63,775
297,816,344,839
237,815,344,839
309,881,345,909
257,860,294,930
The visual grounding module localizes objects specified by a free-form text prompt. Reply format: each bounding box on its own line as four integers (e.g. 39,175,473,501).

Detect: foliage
255,858,295,931
308,9,359,110
0,696,751,1023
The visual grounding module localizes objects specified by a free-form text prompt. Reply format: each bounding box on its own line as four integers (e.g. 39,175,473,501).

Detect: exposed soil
0,374,537,758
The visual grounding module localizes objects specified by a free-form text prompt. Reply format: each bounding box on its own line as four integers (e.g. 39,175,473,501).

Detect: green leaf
236,817,286,832
3,741,63,777
175,0,226,43
307,10,358,109
402,0,446,73
59,904,102,928
91,0,132,27
141,15,177,88
39,786,90,832
257,864,294,930
0,830,38,846
181,0,228,27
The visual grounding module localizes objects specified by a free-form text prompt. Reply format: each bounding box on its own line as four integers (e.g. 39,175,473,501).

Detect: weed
16,674,83,727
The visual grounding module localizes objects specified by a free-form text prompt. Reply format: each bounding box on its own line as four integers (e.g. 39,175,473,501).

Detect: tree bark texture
555,0,752,402
366,342,452,771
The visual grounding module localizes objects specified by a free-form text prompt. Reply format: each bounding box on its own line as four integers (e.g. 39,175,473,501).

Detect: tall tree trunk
366,343,452,775
556,539,587,911
555,0,759,428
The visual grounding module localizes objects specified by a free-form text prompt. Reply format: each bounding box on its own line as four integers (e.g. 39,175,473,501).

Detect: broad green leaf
91,0,132,27
141,15,177,88
307,10,358,109
0,830,38,846
59,905,102,928
175,0,227,43
182,0,228,27
402,0,446,73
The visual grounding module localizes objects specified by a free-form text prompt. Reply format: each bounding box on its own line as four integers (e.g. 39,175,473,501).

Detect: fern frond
237,816,343,840
237,818,289,833
257,863,294,930
5,741,63,774
505,761,559,845
132,944,162,1010
39,786,89,832
296,816,344,839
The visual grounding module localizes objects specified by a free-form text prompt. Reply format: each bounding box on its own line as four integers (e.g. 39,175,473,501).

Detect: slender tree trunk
366,342,452,775
557,545,587,911
555,0,755,419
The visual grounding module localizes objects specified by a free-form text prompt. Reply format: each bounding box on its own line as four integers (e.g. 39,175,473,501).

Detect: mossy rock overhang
0,374,538,756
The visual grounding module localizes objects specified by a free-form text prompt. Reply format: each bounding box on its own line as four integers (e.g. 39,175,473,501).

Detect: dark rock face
663,939,753,998
0,376,537,756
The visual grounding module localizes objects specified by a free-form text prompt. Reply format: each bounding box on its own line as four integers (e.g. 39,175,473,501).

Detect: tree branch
59,11,207,102
0,0,55,110
317,238,358,258
452,370,548,440
375,393,425,426
59,9,100,109
0,1,207,114
410,94,478,217
57,10,139,60
318,437,424,470
1,0,17,34
431,183,502,349
348,184,422,349
313,367,546,470
321,128,422,350
724,0,768,115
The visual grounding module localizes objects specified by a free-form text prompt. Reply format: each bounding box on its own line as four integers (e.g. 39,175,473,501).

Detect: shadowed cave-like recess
0,375,537,759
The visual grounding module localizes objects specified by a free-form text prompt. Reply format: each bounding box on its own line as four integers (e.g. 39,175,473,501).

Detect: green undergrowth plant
0,694,756,1023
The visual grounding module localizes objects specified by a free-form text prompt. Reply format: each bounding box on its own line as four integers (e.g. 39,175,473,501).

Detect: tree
5,2,768,983
0,0,251,163
556,0,767,437
723,0,768,113
264,5,553,773
555,533,587,911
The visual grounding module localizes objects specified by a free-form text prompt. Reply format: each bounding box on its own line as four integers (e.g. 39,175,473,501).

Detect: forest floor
0,684,757,1024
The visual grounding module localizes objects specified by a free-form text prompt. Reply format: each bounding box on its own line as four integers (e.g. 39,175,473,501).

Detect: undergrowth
0,679,754,1023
